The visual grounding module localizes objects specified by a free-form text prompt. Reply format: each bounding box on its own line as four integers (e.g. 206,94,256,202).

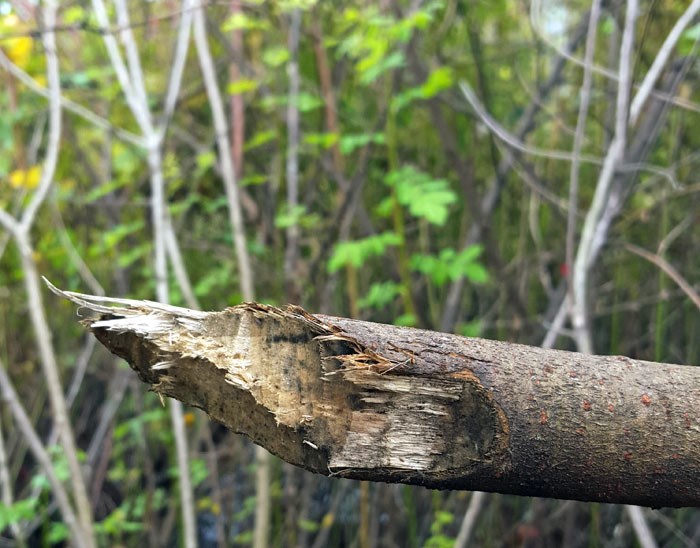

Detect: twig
284,9,302,302
89,1,199,545
0,413,24,544
624,243,700,310
627,506,659,548
566,0,602,312
529,0,700,117
193,6,253,301
570,0,638,354
454,491,488,548
629,0,700,125
0,360,87,548
0,48,145,147
193,7,265,548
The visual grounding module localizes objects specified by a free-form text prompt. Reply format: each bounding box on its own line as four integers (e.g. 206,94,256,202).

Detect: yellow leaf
1,15,33,69
9,165,41,189
321,512,335,528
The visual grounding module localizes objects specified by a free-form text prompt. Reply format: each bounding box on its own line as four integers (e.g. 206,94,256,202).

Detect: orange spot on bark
607,403,614,413
623,451,633,462
582,400,592,411
640,393,652,406
539,409,548,425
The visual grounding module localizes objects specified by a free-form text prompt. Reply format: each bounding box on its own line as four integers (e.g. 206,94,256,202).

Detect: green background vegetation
0,0,699,546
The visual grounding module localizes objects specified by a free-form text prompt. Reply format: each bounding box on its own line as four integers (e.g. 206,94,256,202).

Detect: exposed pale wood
47,281,700,508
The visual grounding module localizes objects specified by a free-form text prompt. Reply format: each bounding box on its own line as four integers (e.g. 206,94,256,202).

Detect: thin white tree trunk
89,1,199,544
192,7,269,548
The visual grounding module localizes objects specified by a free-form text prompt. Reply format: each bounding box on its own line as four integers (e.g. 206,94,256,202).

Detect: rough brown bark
47,282,700,508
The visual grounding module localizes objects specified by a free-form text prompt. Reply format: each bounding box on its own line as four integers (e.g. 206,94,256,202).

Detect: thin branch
440,10,591,332
624,243,700,310
629,0,700,125
530,0,700,117
627,506,659,548
0,415,23,544
0,361,87,548
159,0,196,136
570,0,638,354
90,1,198,545
193,10,268,548
19,1,62,231
459,82,604,167
90,0,151,133
0,48,145,147
192,6,253,302
566,0,602,308
454,491,488,548
284,9,301,302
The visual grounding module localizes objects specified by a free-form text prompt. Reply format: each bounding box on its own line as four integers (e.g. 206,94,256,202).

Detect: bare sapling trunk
47,281,700,509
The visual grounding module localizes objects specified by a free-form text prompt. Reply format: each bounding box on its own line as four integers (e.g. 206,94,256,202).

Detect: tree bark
47,282,700,508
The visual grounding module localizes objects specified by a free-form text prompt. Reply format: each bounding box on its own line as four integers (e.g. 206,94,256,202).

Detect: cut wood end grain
45,278,508,485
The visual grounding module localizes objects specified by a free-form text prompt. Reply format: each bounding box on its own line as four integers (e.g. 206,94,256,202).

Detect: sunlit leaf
386,166,456,225
328,232,402,272
304,132,339,149
358,281,402,310
421,67,455,98
359,51,405,84
339,132,385,154
227,78,260,95
295,93,324,112
222,12,269,31
262,46,290,67
245,129,277,150
1,15,33,69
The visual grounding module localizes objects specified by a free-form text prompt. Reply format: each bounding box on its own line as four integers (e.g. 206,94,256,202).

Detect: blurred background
0,0,699,546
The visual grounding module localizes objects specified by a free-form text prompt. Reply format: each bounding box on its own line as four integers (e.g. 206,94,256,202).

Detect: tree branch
47,282,700,509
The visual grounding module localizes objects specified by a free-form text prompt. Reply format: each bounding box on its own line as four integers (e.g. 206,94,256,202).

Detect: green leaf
304,132,339,149
459,319,483,338
196,151,216,171
275,204,308,229
222,12,269,31
683,22,700,41
245,129,277,150
386,166,456,225
411,246,488,286
339,132,385,155
0,498,38,530
262,46,290,67
358,281,402,310
411,253,450,286
295,93,324,112
47,522,69,544
240,174,268,186
117,243,150,269
190,458,209,486
277,0,319,11
359,51,405,84
298,518,320,533
390,86,423,113
394,313,417,327
227,78,260,95
82,178,129,204
194,266,231,298
101,220,145,250
421,67,455,98
328,232,402,272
